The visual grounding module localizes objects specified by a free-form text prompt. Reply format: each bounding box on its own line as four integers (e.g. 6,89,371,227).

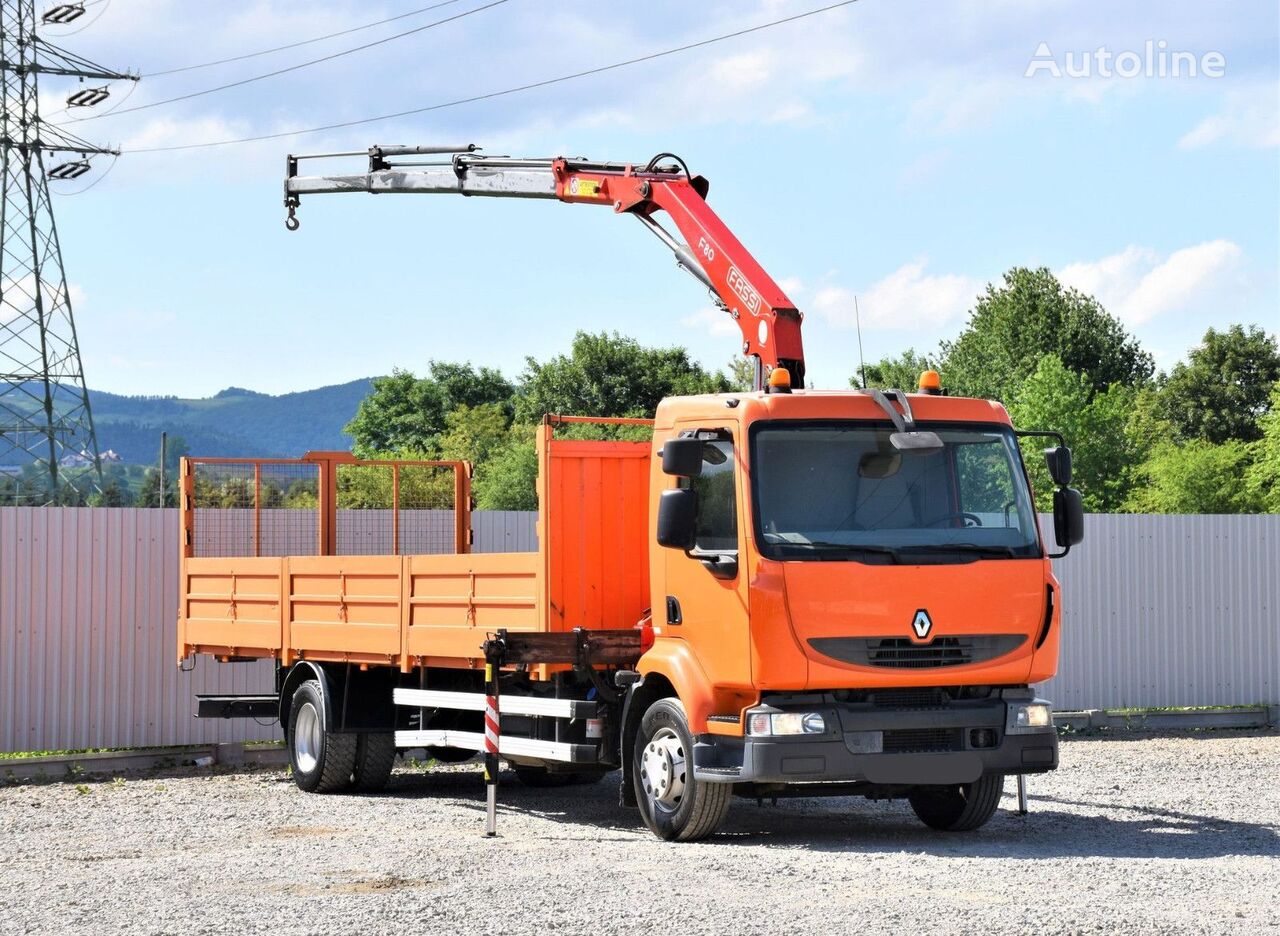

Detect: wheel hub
640,727,686,811
294,701,321,774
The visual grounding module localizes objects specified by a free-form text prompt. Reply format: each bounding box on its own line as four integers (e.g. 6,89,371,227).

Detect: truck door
662,429,751,693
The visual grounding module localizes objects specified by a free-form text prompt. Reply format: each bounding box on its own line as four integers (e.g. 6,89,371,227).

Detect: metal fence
1,508,1276,752
1039,513,1278,710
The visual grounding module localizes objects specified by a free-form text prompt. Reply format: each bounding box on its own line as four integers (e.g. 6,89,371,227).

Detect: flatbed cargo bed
177,419,653,673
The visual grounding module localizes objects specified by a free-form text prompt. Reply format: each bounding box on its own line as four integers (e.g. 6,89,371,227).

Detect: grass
0,747,132,760
0,743,253,760
1107,704,1270,715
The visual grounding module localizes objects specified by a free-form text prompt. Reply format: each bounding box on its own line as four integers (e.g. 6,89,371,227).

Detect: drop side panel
544,437,651,633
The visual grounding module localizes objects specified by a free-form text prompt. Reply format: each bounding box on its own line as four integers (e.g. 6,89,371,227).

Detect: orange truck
179,146,1084,841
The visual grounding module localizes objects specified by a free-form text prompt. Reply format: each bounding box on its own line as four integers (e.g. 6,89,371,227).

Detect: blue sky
43,0,1280,396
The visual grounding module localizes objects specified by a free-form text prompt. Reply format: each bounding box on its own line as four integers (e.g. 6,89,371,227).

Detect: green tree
943,267,1153,401
474,426,539,511
849,349,939,391
725,357,755,392
345,363,515,457
515,331,730,421
136,469,175,508
1125,440,1259,514
88,478,131,507
345,369,447,457
428,362,515,418
1158,325,1280,444
1244,383,1280,512
1007,355,1142,511
437,403,511,468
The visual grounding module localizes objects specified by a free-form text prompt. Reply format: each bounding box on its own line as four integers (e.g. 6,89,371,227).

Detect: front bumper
694,692,1058,786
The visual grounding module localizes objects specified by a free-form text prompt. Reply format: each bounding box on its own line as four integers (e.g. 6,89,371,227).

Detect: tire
908,774,1004,831
633,698,732,841
514,765,606,788
352,733,396,792
287,679,357,794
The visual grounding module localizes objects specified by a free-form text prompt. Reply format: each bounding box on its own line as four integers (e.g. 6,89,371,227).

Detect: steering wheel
923,512,983,528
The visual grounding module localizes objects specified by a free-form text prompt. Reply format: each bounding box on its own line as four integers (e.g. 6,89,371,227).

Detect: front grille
871,637,969,668
810,634,1026,669
867,687,948,708
882,728,963,753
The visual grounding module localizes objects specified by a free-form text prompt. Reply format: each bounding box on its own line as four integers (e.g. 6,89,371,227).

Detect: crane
284,145,806,390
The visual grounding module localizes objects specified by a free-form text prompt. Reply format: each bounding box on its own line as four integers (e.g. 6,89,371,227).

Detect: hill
86,378,376,462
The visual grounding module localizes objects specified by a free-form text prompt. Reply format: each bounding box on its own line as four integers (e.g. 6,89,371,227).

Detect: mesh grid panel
336,464,395,555
397,464,457,556
191,461,322,557
259,463,321,556
188,458,463,558
191,463,256,558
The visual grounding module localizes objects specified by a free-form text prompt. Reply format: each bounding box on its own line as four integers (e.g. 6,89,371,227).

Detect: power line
78,0,510,122
128,0,861,154
144,0,468,77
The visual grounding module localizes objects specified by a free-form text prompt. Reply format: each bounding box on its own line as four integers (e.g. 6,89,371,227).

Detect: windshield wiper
787,542,903,563
898,544,1020,558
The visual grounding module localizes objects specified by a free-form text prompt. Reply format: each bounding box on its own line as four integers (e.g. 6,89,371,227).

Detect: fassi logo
726,266,762,316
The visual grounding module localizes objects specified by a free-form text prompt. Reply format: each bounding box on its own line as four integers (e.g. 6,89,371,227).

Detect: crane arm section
284,146,805,388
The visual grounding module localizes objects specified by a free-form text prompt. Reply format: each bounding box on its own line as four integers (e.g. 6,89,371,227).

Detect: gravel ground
1,730,1277,936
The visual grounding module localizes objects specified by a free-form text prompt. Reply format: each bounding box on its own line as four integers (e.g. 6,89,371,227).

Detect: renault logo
911,609,933,640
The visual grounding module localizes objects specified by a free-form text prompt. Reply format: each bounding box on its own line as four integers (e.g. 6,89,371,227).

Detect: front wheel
633,698,731,841
287,679,357,793
908,774,1004,831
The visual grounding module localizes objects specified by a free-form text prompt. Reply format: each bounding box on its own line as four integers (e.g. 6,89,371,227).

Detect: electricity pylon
0,0,135,502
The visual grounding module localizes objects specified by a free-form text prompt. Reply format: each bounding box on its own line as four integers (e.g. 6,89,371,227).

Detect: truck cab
625,373,1081,839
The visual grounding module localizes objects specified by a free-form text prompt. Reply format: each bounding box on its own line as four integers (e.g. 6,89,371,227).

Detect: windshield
750,422,1041,562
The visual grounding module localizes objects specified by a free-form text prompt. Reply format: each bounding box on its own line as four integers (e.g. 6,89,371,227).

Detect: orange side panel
180,557,282,658
404,552,541,664
286,556,403,665
544,439,651,633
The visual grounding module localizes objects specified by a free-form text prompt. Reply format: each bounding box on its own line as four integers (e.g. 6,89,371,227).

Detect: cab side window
691,438,737,552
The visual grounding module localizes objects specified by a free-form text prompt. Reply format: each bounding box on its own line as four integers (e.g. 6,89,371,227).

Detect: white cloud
682,306,738,338
1057,239,1243,325
777,276,804,297
1178,86,1280,150
814,261,981,330
710,51,773,91
0,277,85,326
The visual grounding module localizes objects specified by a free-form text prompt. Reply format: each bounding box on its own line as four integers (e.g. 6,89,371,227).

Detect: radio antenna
854,294,868,389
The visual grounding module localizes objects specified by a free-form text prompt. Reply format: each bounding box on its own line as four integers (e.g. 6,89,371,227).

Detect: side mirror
661,438,705,478
1044,445,1073,486
657,488,698,549
1052,487,1085,549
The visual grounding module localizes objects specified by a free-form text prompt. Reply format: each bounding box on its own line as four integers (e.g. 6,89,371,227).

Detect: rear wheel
633,698,731,841
287,679,357,793
908,774,1004,831
352,733,396,792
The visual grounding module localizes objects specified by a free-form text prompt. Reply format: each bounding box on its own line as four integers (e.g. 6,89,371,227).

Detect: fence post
392,463,400,556
454,462,472,555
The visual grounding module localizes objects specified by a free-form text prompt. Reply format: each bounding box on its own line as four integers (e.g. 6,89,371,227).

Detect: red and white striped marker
483,662,499,836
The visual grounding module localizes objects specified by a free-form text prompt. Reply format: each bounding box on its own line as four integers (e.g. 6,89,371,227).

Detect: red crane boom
285,145,805,389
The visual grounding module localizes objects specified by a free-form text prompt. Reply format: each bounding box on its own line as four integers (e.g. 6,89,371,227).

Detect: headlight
746,709,826,736
1007,700,1054,733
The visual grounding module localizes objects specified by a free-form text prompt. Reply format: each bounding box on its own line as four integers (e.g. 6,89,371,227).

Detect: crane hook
284,197,300,231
